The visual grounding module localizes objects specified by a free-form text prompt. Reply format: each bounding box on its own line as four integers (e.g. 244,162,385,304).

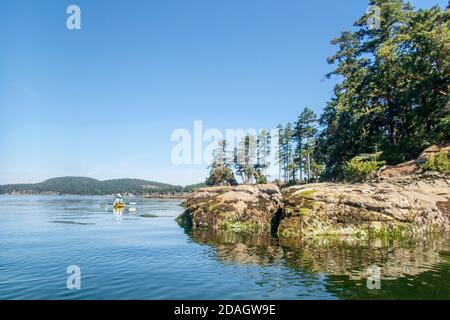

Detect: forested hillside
0,177,187,195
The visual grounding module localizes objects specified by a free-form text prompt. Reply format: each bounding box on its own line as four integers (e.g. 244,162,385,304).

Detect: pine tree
321,0,450,179
256,129,271,182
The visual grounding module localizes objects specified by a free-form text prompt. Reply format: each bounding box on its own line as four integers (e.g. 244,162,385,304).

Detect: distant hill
0,177,194,195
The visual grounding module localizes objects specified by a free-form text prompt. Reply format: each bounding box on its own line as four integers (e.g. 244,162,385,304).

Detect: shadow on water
184,227,450,299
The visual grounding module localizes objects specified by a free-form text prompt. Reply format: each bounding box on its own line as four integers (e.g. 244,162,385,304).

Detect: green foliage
253,169,267,184
294,108,319,183
344,157,384,182
318,0,450,179
206,132,274,185
274,107,320,185
422,151,450,174
206,139,238,186
233,134,258,184
206,166,237,186
203,1,449,184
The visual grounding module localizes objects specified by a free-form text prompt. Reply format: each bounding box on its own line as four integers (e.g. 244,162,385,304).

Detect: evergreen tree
233,134,257,184
321,0,449,179
206,140,236,186
256,129,271,182
295,108,318,182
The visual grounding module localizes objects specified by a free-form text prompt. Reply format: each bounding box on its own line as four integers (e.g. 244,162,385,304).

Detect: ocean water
0,195,449,300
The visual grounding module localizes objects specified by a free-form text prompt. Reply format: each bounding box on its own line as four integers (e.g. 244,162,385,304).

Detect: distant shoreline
0,192,191,200
0,177,205,197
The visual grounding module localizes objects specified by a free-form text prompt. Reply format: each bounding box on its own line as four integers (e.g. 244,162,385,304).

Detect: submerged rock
178,184,283,233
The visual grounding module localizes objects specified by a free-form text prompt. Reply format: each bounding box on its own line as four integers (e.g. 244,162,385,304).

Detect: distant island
0,177,205,196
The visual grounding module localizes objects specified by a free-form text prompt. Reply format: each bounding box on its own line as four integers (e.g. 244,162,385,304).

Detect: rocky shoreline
178,179,449,240
178,170,450,241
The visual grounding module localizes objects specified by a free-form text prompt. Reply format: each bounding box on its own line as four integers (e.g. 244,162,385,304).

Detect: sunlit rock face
280,179,449,239
178,184,283,233
379,144,450,178
179,181,449,240
279,145,450,240
179,156,449,240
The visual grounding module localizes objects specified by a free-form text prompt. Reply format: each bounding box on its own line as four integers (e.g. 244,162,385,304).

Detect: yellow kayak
113,203,125,209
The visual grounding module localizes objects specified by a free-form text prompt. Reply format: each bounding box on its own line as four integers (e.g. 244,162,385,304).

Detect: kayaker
113,194,124,206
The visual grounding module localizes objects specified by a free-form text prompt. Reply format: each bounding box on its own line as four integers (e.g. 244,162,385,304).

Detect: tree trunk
391,124,397,145
307,153,311,182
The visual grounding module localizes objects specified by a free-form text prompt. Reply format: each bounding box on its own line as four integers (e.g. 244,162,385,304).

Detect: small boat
113,202,125,209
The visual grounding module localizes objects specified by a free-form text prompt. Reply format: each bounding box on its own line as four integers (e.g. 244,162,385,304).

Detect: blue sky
0,0,447,185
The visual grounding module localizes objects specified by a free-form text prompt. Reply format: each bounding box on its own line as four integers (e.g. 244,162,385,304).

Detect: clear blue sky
0,0,446,185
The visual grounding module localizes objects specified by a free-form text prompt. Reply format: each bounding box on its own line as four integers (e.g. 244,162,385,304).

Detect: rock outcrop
279,178,449,239
178,184,283,232
180,179,449,239
378,143,450,179
179,145,450,240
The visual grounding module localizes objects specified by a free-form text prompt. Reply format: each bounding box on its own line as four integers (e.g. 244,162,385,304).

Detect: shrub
206,166,237,186
344,157,383,182
422,151,450,175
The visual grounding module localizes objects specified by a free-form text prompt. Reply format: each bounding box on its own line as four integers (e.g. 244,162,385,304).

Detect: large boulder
279,180,450,239
178,184,283,232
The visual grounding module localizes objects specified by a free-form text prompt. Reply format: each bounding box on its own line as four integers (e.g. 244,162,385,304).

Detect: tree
256,129,271,182
233,134,257,184
206,140,237,186
203,1,449,184
279,123,295,183
295,108,318,182
276,124,284,183
320,0,450,179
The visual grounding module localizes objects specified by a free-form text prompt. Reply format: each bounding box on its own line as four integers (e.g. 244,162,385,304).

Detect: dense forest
207,0,450,186
0,177,199,195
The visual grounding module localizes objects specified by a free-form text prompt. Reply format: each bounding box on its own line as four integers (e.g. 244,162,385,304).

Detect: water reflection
187,229,450,299
281,236,450,280
190,231,283,266
113,207,124,222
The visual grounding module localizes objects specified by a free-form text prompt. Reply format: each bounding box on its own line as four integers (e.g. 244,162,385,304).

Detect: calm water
0,195,449,300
